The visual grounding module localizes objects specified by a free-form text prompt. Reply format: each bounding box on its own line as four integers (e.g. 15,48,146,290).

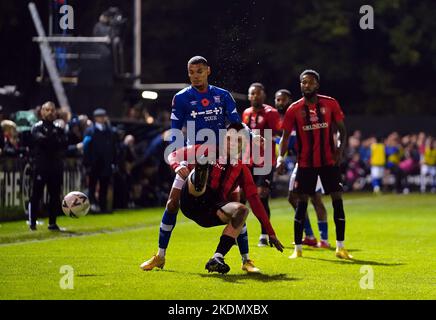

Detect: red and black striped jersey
242,104,281,166
282,94,345,168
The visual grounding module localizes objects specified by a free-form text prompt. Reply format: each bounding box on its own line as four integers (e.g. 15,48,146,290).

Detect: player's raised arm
240,166,284,252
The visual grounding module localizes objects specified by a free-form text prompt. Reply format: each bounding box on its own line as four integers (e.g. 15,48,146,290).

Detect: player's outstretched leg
237,224,261,273
140,180,183,271
331,193,353,260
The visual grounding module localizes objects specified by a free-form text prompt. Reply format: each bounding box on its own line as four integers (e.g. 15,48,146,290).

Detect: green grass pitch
0,193,435,300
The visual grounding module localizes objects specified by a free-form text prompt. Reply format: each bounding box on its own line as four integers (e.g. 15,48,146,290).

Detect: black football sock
215,235,236,257
332,199,345,242
294,201,308,245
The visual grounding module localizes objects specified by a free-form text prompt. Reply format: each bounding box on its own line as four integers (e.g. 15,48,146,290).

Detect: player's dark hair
249,82,265,91
187,56,209,66
275,89,292,99
300,69,320,83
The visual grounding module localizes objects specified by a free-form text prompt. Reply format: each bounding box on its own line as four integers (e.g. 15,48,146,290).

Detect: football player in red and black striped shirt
170,123,284,274
242,83,281,247
277,70,353,260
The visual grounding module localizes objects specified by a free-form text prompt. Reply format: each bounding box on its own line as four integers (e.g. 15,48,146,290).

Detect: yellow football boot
335,248,353,260
242,260,261,273
140,254,165,271
289,248,303,259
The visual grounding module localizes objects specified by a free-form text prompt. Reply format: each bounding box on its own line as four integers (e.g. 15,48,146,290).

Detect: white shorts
289,163,324,194
370,166,385,179
421,164,436,176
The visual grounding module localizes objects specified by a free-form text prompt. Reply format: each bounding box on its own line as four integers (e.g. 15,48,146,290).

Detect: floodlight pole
28,2,71,113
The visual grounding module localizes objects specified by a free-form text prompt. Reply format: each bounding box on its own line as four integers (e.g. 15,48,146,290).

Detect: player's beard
302,90,317,99
276,105,287,115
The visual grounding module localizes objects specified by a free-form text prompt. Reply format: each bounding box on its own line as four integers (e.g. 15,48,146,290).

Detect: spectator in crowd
0,119,21,156
397,140,420,193
113,133,137,209
385,132,403,193
83,108,118,213
0,106,4,153
420,136,436,193
78,114,93,131
345,152,367,191
126,104,144,122
370,136,386,193
66,116,85,157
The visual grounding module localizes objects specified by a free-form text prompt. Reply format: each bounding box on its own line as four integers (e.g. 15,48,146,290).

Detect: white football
62,191,90,218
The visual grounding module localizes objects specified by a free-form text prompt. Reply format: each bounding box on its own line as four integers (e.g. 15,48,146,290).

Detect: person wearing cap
83,108,118,213
277,69,353,260
29,101,68,231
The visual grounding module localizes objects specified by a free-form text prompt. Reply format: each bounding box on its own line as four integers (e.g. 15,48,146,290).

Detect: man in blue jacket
83,108,118,213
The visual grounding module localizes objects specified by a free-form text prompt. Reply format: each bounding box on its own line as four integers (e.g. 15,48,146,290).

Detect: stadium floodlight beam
141,91,158,100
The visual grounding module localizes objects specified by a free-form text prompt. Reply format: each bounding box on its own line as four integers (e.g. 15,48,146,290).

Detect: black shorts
179,182,229,228
294,166,343,195
251,167,275,189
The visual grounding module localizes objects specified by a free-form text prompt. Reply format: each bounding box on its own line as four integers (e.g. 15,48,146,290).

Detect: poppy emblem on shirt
201,98,210,107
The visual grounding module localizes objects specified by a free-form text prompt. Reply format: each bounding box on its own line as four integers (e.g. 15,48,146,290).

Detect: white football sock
157,248,166,258
213,253,224,260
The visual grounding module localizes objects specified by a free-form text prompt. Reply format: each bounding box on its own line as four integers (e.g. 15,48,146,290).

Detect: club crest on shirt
213,96,221,103
309,109,318,122
190,101,198,106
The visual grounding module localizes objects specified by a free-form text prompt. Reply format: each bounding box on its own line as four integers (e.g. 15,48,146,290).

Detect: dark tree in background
1,0,436,115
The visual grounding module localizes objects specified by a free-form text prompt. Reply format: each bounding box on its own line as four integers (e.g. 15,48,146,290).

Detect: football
62,191,90,218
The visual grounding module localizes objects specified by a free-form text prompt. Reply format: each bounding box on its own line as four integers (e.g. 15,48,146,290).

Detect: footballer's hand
269,235,284,252
175,165,190,179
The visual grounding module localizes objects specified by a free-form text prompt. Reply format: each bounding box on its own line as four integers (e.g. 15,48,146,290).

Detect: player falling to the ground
275,89,330,248
277,69,353,260
140,56,260,273
242,83,281,247
172,123,284,274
